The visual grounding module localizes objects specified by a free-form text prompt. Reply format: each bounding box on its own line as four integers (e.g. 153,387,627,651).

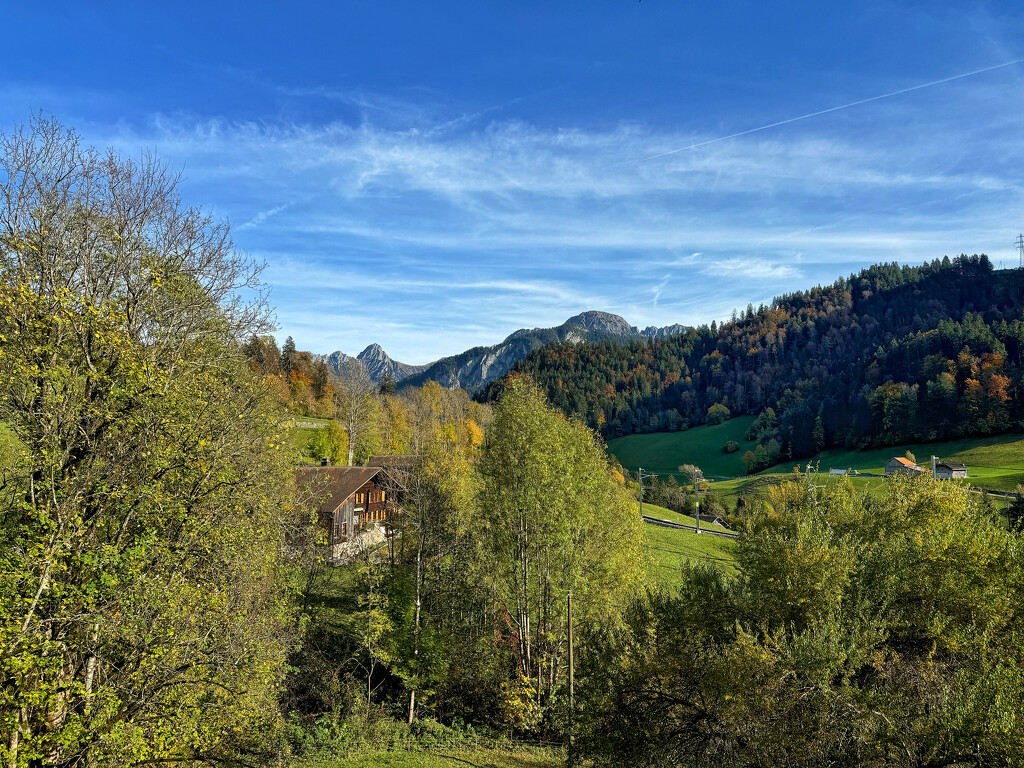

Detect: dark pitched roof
366,454,419,468
296,466,382,515
937,461,967,471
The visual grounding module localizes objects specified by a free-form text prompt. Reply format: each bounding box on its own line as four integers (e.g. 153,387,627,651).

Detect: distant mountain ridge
324,345,429,384
324,311,690,392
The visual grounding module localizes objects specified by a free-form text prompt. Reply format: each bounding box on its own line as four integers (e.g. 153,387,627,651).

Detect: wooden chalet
296,466,396,560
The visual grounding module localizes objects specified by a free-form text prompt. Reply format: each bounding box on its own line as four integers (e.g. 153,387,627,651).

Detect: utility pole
1016,234,1024,269
567,589,575,768
806,463,826,508
638,467,658,518
693,467,703,534
931,455,937,480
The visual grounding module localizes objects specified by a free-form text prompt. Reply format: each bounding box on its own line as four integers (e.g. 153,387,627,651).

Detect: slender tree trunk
347,414,356,466
410,530,422,724
7,710,21,768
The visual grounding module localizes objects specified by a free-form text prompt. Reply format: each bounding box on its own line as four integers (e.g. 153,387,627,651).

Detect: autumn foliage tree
0,117,305,766
477,376,645,723
495,255,1024,458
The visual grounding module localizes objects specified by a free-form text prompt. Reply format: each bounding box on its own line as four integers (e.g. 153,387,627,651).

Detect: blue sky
4,1,1024,363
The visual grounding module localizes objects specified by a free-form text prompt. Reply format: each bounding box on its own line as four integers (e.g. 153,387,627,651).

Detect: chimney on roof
321,457,329,467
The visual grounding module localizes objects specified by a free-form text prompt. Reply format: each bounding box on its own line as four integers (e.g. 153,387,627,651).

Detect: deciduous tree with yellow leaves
0,117,307,766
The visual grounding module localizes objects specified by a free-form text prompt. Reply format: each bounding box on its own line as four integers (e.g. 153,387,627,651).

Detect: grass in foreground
644,519,738,588
292,747,563,768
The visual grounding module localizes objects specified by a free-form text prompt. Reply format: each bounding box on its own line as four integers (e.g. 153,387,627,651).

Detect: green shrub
706,403,731,425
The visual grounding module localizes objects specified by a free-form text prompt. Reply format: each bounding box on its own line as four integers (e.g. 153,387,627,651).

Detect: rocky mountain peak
327,310,690,391
563,311,636,336
357,343,388,363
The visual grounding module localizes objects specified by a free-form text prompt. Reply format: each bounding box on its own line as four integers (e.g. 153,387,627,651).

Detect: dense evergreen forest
491,256,1024,469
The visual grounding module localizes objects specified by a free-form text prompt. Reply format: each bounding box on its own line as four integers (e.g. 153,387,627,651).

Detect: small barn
296,466,395,560
934,461,968,480
884,457,926,477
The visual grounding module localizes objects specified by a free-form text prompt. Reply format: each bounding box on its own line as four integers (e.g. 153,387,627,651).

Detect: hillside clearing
609,420,1024,495
639,501,733,534
607,415,755,480
0,422,20,470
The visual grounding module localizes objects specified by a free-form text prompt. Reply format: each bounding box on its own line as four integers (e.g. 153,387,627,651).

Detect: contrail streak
644,58,1024,161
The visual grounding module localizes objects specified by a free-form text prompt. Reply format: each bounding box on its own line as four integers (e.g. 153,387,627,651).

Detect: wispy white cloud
702,258,801,281
39,70,1024,361
239,201,295,230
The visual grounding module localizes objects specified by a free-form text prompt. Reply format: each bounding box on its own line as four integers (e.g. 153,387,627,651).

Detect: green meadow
608,417,1024,495
807,433,1024,491
0,422,20,469
291,416,335,462
641,502,738,587
638,501,733,533
607,415,755,480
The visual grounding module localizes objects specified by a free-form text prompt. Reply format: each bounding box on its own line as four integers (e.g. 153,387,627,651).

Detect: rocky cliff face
356,343,429,383
323,345,427,384
641,323,688,339
398,311,689,393
325,310,689,391
325,350,353,372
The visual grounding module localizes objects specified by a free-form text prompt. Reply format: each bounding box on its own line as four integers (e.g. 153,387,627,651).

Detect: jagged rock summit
322,311,687,393
355,343,429,383
325,311,688,391
326,311,689,391
324,345,427,384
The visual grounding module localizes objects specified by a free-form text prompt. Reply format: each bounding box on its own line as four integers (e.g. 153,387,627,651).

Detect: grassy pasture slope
641,502,738,587
638,501,732,533
805,434,1024,492
608,418,1024,494
607,415,755,480
291,416,334,462
710,473,893,507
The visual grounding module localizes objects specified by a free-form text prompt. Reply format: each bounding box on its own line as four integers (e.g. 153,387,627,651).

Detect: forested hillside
490,256,1024,466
